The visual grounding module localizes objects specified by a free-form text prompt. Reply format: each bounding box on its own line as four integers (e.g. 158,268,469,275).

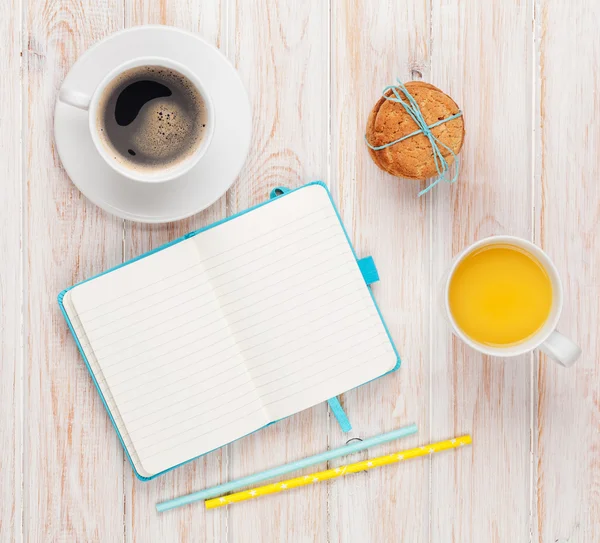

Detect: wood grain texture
534,1,600,541
122,1,228,542
429,0,534,541
24,0,126,540
224,0,330,541
0,0,22,539
329,1,431,541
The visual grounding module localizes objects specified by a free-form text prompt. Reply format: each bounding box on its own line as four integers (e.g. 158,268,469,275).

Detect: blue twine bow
365,80,463,196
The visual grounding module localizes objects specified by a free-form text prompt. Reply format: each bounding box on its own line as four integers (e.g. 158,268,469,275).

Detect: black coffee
97,66,207,172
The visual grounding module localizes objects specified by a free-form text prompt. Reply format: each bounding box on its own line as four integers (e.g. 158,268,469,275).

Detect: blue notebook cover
58,181,401,480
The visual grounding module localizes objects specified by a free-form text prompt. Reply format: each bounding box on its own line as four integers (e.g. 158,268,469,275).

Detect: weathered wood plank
24,1,125,539
0,0,23,539
329,0,431,541
121,1,228,541
429,1,534,541
534,0,600,541
224,0,330,540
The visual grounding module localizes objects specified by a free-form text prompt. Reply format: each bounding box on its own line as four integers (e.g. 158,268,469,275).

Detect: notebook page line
78,242,351,353
130,392,264,448
110,305,376,413
98,287,364,391
122,371,253,425
95,294,368,400
139,398,266,459
60,296,143,473
260,342,392,417
254,334,386,396
138,400,268,470
260,341,391,402
120,333,380,443
129,337,390,448
81,246,350,351
96,276,359,377
71,224,343,336
87,255,354,362
140,345,391,463
121,327,384,432
73,205,332,319
69,278,210,338
67,310,134,450
140,345,392,461
110,341,264,465
113,318,381,424
246,325,380,383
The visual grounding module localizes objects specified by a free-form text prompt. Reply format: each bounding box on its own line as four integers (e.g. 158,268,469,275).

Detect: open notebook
59,183,400,479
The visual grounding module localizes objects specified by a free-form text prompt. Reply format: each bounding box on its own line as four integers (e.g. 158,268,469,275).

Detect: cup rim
444,235,564,357
88,56,215,184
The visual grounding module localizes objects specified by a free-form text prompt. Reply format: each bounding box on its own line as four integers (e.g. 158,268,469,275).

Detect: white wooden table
1,0,599,541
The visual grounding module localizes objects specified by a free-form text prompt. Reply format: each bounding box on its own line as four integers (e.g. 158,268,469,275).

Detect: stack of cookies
366,81,464,181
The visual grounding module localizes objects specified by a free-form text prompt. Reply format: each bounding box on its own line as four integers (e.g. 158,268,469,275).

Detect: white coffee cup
441,236,581,367
58,56,215,183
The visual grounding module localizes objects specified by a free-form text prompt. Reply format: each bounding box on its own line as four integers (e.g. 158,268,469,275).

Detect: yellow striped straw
206,435,471,509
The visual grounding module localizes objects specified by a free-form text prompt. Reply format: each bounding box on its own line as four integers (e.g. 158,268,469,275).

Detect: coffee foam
131,99,192,159
96,66,208,173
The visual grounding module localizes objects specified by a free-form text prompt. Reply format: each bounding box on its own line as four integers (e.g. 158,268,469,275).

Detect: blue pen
156,423,417,512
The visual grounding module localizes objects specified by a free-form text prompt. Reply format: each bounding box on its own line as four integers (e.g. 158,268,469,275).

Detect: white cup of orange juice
442,236,580,366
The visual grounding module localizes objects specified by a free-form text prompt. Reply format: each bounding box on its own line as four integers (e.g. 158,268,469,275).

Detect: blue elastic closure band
327,397,352,432
357,256,379,285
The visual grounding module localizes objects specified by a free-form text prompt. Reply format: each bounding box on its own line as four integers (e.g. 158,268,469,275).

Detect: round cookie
366,81,464,180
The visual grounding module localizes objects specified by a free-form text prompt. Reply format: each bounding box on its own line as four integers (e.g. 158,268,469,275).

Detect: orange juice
448,244,553,346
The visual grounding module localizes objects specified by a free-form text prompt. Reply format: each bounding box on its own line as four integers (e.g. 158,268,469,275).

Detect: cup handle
58,88,91,110
539,330,581,367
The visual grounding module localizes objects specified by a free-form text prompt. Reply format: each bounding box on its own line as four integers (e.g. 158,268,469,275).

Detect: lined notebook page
69,184,397,476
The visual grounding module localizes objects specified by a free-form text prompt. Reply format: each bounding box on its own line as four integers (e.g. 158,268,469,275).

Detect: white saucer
54,26,252,223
